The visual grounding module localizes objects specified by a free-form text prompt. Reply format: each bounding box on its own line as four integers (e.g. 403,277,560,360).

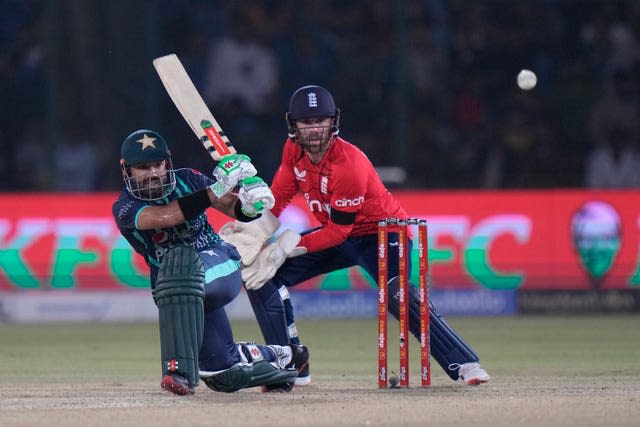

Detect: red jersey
271,137,407,253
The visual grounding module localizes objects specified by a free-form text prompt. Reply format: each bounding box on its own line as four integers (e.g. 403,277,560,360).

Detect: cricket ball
389,373,400,388
517,69,537,90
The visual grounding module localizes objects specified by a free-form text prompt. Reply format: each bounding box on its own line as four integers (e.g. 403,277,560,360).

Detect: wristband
177,188,211,220
234,199,261,222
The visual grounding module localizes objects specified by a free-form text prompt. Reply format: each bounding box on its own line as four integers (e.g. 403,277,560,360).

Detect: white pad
242,229,301,290
219,210,280,265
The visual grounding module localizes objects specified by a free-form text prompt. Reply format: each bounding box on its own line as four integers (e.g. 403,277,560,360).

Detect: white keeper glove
242,229,303,290
237,176,275,217
210,154,257,198
218,210,281,265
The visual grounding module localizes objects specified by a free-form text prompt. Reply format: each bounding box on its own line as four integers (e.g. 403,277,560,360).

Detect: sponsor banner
1,190,640,292
0,289,516,323
290,289,517,318
0,291,157,323
518,290,640,313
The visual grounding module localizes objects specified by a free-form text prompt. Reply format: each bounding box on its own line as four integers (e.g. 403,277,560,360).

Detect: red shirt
271,137,407,253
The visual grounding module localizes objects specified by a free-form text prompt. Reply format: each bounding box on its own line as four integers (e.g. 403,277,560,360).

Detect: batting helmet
120,129,176,200
286,85,340,149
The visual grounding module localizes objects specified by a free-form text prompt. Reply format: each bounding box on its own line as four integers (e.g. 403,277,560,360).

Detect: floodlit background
3,0,640,191
1,1,640,318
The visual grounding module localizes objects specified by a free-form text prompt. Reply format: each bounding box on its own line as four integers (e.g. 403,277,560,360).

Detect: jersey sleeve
299,222,353,253
271,140,300,217
112,196,147,231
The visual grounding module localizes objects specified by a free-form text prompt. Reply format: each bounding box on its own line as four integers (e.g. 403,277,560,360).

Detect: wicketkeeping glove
242,229,301,290
218,210,281,265
210,154,257,198
238,176,275,217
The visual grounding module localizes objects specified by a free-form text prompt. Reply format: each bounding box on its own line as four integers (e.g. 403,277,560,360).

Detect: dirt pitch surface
2,375,638,427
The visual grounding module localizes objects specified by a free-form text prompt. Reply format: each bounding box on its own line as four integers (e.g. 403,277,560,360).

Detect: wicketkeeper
220,86,490,386
112,129,308,395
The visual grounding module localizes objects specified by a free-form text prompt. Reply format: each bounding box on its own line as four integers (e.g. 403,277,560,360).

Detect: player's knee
154,245,205,301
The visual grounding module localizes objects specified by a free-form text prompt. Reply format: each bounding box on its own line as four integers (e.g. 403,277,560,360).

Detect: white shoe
457,362,490,385
294,361,311,386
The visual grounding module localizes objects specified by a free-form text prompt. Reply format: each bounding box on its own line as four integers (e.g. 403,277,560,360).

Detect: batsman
112,129,308,395
222,85,490,386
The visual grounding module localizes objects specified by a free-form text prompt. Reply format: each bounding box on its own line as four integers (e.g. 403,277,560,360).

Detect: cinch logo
335,196,364,207
307,92,318,107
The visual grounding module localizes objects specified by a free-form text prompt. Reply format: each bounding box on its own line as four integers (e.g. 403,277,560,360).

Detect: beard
296,126,333,154
136,172,167,199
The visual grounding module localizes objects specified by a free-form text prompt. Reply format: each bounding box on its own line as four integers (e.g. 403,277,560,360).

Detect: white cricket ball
517,69,537,90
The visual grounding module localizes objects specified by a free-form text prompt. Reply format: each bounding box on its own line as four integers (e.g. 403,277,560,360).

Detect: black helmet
287,85,337,120
286,85,340,146
119,129,176,200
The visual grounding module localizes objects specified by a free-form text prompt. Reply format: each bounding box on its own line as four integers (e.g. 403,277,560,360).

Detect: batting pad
153,245,205,388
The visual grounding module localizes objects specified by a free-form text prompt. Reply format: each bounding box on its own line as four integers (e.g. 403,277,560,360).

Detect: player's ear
285,112,296,138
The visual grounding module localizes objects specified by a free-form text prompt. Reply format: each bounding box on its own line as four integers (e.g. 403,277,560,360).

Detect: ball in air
517,69,537,90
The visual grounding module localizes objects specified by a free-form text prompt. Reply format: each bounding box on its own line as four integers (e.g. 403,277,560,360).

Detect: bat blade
153,54,236,161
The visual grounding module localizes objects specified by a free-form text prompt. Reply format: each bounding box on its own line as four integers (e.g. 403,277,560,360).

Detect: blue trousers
247,232,479,380
197,241,244,371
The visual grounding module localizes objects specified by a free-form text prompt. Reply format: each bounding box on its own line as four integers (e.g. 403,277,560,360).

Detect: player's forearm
136,202,188,229
136,187,224,229
300,223,353,253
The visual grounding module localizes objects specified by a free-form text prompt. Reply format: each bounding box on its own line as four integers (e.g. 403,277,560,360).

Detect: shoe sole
465,378,489,386
294,359,310,386
294,376,311,386
160,377,194,395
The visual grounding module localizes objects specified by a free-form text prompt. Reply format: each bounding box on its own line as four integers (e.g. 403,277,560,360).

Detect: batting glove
238,176,275,217
210,154,257,198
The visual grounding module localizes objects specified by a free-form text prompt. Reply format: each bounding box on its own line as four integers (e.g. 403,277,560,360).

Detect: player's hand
242,229,301,290
210,154,257,198
218,211,280,265
237,177,275,217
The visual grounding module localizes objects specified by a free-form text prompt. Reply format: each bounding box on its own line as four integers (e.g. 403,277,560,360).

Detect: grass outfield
1,315,638,383
1,316,639,426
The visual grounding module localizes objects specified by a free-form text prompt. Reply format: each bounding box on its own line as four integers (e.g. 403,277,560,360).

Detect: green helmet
120,129,176,200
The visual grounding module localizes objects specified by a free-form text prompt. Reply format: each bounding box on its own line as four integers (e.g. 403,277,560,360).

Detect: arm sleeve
271,142,299,217
300,222,354,253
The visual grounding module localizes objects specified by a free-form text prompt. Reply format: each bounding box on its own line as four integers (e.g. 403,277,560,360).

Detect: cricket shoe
295,360,311,386
161,373,194,395
263,344,310,392
457,362,490,385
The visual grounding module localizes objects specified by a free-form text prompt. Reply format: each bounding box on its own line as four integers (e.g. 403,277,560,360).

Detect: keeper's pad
152,245,205,388
387,276,479,380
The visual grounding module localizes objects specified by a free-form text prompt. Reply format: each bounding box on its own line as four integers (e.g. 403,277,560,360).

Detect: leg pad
153,245,205,388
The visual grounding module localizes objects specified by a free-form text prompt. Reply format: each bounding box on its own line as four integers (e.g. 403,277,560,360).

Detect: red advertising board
0,190,639,291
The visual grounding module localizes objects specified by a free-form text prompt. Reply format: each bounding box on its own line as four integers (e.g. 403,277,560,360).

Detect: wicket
377,217,431,388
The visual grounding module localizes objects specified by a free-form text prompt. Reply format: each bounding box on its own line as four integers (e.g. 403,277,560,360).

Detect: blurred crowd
2,0,640,191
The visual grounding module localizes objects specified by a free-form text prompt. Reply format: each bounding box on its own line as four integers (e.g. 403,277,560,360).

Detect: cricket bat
152,53,236,161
